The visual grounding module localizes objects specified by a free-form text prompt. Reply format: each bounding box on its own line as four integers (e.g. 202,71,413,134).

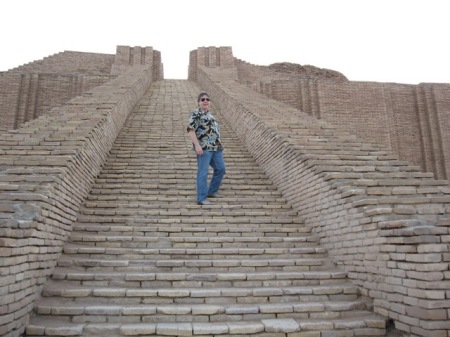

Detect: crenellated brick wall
188,46,236,82
0,50,159,337
112,45,163,79
190,48,450,337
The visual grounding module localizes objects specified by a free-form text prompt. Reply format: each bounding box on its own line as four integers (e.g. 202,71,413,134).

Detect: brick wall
112,45,163,79
236,64,450,184
0,73,115,131
191,48,450,336
0,57,158,337
8,51,115,75
0,47,163,133
188,46,236,82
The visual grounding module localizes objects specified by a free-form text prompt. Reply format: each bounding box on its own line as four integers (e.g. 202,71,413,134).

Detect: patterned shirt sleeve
187,111,199,132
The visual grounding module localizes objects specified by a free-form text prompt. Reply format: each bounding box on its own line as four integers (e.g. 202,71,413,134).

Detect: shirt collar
198,107,209,114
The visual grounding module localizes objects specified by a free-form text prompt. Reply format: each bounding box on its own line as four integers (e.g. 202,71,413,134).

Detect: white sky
1,0,449,84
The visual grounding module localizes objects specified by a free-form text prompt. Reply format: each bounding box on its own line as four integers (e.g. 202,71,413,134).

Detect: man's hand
195,144,203,156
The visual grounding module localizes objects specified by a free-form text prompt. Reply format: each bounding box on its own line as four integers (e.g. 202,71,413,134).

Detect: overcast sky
1,0,449,84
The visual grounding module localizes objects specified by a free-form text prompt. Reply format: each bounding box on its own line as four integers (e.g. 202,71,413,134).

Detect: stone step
73,220,311,231
77,211,299,218
25,314,386,336
79,203,296,214
33,300,371,322
50,270,347,288
85,191,286,200
72,218,306,228
71,223,311,237
96,172,270,179
83,195,289,205
67,233,319,248
89,180,278,190
56,257,331,272
62,245,328,260
41,283,359,304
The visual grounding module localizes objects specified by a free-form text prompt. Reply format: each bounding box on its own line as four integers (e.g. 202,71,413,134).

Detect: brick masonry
192,47,450,337
0,46,161,337
0,45,449,337
233,59,450,184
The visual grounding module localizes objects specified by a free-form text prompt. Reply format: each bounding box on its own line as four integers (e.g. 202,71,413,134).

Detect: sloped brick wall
0,65,154,337
237,67,450,184
0,73,115,131
0,51,118,132
0,47,163,133
8,51,115,75
194,64,450,337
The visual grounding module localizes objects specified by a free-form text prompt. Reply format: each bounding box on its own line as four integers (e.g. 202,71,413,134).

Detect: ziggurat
1,46,450,337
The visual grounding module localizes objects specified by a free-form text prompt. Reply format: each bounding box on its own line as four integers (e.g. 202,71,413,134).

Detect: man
187,92,226,205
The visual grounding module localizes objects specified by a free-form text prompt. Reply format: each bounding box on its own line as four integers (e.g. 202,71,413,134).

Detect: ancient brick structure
0,46,162,131
0,45,449,337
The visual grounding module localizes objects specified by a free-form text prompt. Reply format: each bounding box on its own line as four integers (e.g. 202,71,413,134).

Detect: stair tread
26,314,386,336
42,283,359,297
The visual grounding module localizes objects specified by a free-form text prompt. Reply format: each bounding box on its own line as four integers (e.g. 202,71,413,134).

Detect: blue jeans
196,150,226,202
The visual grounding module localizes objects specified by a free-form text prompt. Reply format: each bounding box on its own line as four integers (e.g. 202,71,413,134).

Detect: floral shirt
187,108,223,151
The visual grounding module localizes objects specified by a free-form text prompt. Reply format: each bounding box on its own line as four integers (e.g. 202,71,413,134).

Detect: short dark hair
197,92,209,102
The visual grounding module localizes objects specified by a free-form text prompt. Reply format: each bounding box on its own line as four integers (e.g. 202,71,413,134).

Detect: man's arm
188,130,203,156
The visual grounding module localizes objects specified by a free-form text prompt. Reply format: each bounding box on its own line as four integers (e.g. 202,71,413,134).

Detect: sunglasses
200,97,210,102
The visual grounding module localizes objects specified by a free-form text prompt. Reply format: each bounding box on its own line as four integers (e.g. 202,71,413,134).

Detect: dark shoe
207,193,221,198
197,199,214,205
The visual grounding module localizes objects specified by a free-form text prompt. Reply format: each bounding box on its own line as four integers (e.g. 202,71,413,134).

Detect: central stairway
25,80,387,336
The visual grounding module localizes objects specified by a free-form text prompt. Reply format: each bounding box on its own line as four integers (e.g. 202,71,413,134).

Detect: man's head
197,92,210,111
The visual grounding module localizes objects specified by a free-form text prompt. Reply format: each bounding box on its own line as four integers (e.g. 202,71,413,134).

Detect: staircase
25,80,387,336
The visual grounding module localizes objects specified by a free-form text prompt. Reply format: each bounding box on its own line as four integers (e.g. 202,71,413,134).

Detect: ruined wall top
7,51,116,75
188,46,347,83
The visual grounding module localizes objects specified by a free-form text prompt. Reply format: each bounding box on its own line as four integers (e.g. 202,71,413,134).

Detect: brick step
25,314,386,336
56,257,331,272
71,223,311,236
75,210,302,220
80,202,295,212
90,176,276,185
41,283,358,303
78,209,300,218
84,187,280,196
84,194,290,204
74,216,304,225
69,228,313,237
33,300,372,323
50,270,347,287
99,158,259,164
97,166,265,174
92,179,275,187
86,187,280,196
67,234,319,248
64,240,317,251
96,172,270,180
62,245,328,260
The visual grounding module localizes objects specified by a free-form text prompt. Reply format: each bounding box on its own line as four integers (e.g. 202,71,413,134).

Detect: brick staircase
24,80,387,336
